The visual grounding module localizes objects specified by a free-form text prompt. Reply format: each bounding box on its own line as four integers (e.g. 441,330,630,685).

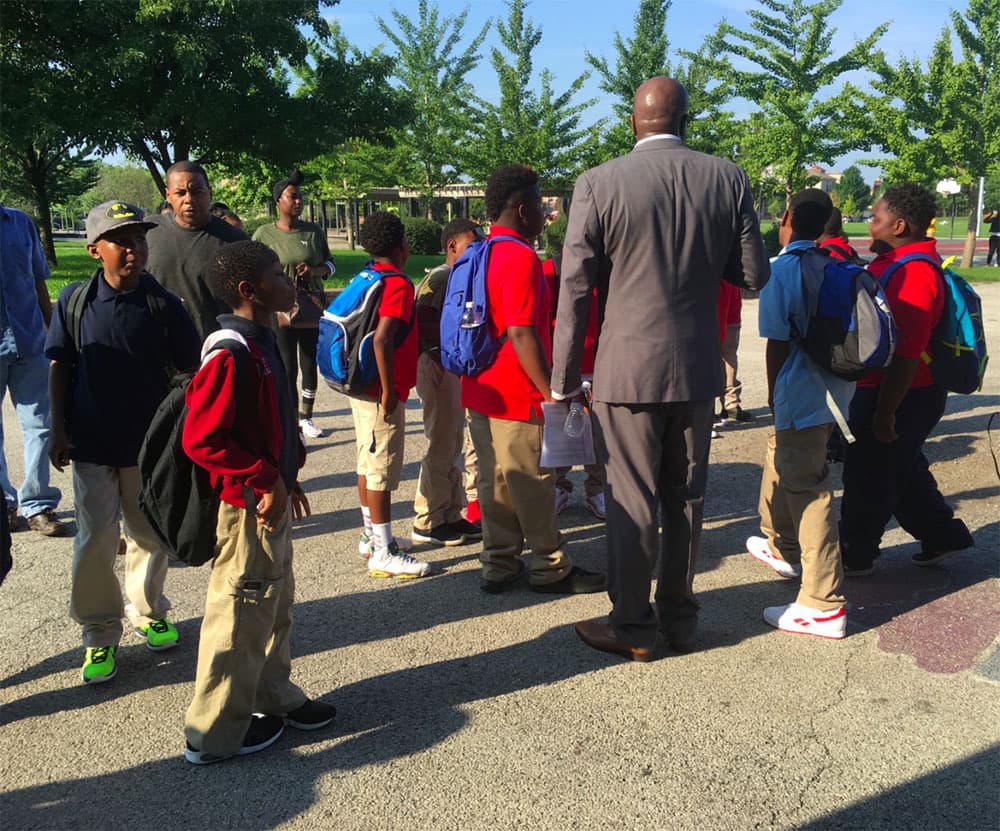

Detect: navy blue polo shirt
45,269,201,467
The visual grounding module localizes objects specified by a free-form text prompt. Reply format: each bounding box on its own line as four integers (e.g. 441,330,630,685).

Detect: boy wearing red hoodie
181,240,335,765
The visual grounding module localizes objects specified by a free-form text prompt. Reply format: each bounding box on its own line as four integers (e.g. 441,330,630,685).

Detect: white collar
634,133,683,148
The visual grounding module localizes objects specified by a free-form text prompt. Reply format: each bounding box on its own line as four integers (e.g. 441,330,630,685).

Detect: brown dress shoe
575,619,655,662
27,509,66,537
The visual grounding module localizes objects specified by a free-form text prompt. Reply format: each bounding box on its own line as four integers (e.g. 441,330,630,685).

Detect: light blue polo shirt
758,240,856,431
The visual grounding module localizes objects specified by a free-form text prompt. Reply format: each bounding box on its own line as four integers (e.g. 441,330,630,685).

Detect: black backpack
137,333,252,566
66,271,169,351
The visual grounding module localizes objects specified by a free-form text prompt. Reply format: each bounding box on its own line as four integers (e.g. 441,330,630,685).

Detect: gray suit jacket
551,137,770,404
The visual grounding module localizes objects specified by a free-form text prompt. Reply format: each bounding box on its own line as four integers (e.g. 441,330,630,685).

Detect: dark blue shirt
215,314,300,488
0,206,49,358
45,270,201,467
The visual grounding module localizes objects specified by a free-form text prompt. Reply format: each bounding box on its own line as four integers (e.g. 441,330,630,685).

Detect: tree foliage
703,0,888,202
465,0,599,188
865,0,999,265
835,165,870,214
375,1,489,209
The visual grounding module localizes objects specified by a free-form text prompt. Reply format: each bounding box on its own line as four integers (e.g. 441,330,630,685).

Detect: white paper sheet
540,402,596,468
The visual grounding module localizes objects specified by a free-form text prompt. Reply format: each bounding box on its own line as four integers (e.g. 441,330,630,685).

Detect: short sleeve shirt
861,239,944,389
363,262,417,401
758,241,855,431
461,226,550,421
251,221,332,289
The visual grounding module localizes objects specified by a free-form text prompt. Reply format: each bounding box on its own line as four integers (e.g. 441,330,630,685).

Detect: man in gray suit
551,77,769,661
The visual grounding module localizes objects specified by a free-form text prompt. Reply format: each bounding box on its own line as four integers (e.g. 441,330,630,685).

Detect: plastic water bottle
564,400,585,438
460,301,480,328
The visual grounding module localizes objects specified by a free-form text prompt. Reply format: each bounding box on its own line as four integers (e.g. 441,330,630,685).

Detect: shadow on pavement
798,745,1000,831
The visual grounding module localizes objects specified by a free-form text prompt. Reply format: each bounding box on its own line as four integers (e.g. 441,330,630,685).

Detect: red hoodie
182,341,294,508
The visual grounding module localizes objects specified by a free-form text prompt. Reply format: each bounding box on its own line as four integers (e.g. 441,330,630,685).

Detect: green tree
835,165,870,215
584,0,670,159
465,0,599,188
82,163,163,213
375,1,489,214
866,0,999,266
0,1,98,262
704,0,888,204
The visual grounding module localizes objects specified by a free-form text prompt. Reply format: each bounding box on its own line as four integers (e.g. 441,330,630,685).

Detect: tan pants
184,501,306,758
468,411,571,586
349,397,405,491
758,427,844,610
554,464,606,497
413,354,465,530
720,322,742,410
463,411,478,504
70,463,171,647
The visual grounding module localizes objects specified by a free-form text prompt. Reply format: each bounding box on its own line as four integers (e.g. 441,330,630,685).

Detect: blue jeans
0,327,60,516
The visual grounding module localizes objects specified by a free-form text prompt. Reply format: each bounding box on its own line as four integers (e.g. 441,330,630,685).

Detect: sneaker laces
89,646,112,663
148,619,170,634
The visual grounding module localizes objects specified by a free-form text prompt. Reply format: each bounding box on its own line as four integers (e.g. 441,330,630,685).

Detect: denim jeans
0,327,60,516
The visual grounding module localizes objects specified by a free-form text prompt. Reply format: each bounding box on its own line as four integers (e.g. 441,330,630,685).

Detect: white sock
371,521,393,552
361,506,372,536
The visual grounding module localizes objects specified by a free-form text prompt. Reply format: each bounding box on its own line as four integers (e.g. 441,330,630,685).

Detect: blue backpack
790,247,896,380
879,254,988,394
439,235,533,377
317,265,409,397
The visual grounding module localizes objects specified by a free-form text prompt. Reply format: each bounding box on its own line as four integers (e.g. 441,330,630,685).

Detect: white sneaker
299,418,325,439
555,486,571,514
359,531,412,559
585,492,606,520
746,536,802,579
763,602,846,639
368,542,432,579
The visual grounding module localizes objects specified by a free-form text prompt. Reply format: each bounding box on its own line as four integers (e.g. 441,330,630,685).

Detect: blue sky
328,0,961,183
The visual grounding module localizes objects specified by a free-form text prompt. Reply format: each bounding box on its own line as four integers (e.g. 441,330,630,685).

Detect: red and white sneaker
746,536,802,580
763,603,846,639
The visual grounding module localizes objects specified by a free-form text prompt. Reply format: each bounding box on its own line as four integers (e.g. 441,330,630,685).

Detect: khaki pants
468,411,571,586
413,354,465,530
720,322,742,410
349,397,405,491
70,463,171,647
758,427,844,610
554,464,606,497
463,411,478,504
184,501,306,758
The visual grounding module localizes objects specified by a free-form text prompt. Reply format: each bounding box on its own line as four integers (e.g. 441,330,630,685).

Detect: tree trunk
346,198,356,250
24,156,57,266
960,180,979,268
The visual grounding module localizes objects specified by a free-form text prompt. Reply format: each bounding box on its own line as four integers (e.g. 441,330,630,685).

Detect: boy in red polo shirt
350,212,430,579
462,165,604,595
839,184,973,575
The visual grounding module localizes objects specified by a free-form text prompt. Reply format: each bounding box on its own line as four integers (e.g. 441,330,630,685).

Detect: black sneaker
530,566,606,595
912,540,974,567
480,559,525,594
284,699,337,731
448,518,483,541
184,714,284,765
411,523,466,547
723,406,755,423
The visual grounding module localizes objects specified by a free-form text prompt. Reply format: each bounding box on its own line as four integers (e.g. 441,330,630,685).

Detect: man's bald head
631,77,689,141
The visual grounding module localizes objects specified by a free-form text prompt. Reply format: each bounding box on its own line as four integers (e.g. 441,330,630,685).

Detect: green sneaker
136,618,179,651
81,646,117,684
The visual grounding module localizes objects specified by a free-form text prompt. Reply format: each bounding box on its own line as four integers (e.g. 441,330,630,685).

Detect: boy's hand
257,477,288,532
289,485,311,520
872,410,897,443
380,388,399,420
49,428,71,472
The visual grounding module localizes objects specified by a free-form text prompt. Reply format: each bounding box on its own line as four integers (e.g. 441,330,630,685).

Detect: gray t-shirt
146,214,248,344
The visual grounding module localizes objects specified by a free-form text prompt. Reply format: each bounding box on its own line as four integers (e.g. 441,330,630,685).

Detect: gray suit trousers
592,400,714,647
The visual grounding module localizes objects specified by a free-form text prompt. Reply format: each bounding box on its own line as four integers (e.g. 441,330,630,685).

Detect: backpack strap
66,272,101,355
877,252,942,288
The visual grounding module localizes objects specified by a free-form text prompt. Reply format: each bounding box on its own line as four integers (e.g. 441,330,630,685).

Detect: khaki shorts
349,397,405,491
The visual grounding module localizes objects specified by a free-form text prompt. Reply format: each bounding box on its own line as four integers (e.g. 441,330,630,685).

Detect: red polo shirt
861,238,944,389
365,262,418,401
461,226,550,421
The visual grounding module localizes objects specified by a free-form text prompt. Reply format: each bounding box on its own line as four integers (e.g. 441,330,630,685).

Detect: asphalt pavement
1,286,998,831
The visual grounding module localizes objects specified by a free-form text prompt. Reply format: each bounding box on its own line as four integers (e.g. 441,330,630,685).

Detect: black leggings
276,325,319,416
988,235,999,265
